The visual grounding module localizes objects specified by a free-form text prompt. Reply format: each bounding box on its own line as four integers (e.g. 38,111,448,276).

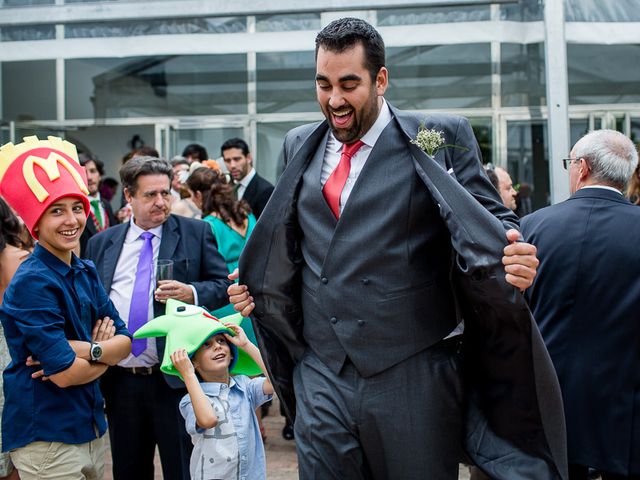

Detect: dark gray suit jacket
239,105,567,479
85,214,231,388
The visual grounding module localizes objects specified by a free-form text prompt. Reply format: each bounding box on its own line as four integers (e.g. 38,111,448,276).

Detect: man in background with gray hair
521,129,640,480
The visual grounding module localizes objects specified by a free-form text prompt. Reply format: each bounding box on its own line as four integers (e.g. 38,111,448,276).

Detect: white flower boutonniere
410,125,469,157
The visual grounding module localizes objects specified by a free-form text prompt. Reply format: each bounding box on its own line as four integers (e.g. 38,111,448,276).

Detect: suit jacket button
321,277,328,284
362,278,370,285
330,317,337,324
357,320,365,327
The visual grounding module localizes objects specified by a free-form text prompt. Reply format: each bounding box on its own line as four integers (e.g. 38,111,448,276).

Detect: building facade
1,0,639,209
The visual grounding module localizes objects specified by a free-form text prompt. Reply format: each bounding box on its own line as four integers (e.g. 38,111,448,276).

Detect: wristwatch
90,342,103,362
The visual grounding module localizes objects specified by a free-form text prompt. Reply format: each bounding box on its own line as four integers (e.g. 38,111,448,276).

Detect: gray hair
572,129,638,190
120,156,173,195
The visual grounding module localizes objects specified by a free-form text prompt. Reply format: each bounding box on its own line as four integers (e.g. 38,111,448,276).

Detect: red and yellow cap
0,136,90,238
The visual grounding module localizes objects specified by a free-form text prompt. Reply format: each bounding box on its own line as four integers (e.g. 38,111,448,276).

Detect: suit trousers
101,367,192,480
293,338,464,480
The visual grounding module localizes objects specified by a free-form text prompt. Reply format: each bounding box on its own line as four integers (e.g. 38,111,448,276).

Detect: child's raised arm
223,323,275,395
171,348,218,429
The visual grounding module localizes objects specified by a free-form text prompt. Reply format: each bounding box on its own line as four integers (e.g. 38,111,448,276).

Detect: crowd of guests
0,16,639,480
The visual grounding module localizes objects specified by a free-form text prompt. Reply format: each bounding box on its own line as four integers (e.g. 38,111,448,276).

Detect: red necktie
323,140,364,219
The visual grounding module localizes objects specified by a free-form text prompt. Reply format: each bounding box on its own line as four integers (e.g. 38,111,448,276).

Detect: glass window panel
257,52,316,114
65,55,247,119
565,0,640,22
469,118,492,165
378,5,490,26
256,13,320,32
2,60,56,121
173,127,244,164
568,44,640,105
385,44,491,110
65,17,245,38
257,121,308,184
2,0,53,5
506,120,549,212
501,43,546,107
631,117,640,152
0,123,10,145
500,0,543,21
570,119,589,146
1,24,55,42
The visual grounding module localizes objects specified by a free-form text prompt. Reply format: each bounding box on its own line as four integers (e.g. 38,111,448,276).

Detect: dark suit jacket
80,197,117,258
239,104,567,479
242,173,274,219
522,187,640,475
85,214,231,388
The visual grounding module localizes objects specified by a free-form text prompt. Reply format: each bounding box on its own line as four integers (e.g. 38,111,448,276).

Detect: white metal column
544,0,570,203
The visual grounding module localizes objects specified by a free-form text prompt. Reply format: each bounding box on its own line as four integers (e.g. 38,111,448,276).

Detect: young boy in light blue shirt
132,300,272,480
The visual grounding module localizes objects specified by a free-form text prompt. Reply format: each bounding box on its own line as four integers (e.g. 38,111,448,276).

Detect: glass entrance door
504,119,550,212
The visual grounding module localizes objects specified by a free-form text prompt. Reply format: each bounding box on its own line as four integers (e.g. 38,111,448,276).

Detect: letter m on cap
23,151,89,202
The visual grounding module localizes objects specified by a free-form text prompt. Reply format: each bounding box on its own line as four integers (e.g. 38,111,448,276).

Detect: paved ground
103,395,473,479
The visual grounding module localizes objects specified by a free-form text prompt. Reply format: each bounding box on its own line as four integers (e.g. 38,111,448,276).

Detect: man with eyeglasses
522,129,640,480
85,156,231,480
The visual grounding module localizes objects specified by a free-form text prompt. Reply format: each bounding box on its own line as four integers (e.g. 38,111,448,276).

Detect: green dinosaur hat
133,299,262,380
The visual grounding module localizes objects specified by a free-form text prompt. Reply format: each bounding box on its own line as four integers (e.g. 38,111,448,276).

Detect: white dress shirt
321,98,393,215
580,185,622,194
110,219,163,367
236,168,256,200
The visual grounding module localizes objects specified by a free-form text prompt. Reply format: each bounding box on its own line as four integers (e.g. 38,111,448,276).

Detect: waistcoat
297,120,459,376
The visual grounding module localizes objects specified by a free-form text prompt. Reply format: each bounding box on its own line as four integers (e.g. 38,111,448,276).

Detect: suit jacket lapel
159,215,179,261
102,224,128,292
243,175,257,204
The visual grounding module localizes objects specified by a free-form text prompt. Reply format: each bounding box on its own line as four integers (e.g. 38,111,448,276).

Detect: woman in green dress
185,167,257,324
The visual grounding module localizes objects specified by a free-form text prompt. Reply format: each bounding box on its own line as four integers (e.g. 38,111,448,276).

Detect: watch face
92,344,103,360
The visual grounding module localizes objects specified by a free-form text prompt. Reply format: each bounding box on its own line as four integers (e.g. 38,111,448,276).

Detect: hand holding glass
156,259,173,282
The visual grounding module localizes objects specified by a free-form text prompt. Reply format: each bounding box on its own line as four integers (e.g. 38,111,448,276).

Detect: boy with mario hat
134,299,272,480
0,136,132,479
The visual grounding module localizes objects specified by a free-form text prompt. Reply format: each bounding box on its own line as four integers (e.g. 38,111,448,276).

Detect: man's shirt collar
200,377,241,396
32,242,85,276
126,217,164,243
579,185,622,195
238,168,256,188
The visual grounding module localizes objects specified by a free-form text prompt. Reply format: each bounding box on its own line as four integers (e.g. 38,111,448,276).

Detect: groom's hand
503,229,538,291
228,268,255,317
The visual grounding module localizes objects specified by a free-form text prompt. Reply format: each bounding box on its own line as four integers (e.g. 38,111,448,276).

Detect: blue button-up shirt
179,375,272,480
0,244,130,451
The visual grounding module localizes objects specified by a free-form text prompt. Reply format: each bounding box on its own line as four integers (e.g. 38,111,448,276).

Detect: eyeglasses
562,158,579,170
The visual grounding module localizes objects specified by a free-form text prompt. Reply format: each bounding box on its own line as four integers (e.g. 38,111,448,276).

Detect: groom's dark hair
315,17,386,82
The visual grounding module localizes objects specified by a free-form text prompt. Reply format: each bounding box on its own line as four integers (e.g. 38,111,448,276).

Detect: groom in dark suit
229,17,565,479
522,130,640,480
85,157,230,480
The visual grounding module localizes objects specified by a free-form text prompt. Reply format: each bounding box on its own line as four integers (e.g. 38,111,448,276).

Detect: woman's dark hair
0,196,33,252
182,143,209,161
627,163,640,205
186,167,251,225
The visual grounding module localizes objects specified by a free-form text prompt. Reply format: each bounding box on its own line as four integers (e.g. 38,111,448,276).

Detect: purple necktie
129,231,154,356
